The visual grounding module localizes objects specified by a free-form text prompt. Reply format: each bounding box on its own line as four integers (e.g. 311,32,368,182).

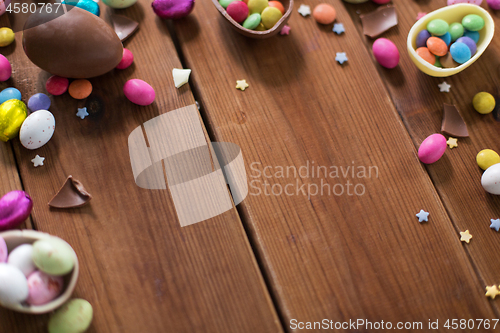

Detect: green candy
462,14,484,32
243,13,261,30
427,19,449,36
434,56,442,68
32,238,75,276
219,0,238,9
48,299,93,333
449,22,464,41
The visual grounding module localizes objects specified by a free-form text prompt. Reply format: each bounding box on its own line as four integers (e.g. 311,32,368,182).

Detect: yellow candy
473,92,496,114
255,22,266,31
0,100,28,142
476,149,500,170
261,6,282,29
248,0,268,14
0,28,15,47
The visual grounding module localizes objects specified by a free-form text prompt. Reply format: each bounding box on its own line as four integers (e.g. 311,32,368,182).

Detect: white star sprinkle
76,107,89,119
31,155,45,167
333,23,345,35
298,4,311,17
438,81,451,93
335,52,348,64
416,209,429,222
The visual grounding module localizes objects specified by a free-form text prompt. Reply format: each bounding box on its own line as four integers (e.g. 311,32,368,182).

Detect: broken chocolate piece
360,5,398,38
48,176,92,208
111,14,139,42
441,103,469,137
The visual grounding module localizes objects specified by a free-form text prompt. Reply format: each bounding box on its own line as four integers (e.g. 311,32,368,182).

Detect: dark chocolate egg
23,5,123,79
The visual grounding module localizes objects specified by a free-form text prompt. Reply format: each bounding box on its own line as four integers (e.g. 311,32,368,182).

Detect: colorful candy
482,163,500,195
0,237,6,263
487,0,500,10
28,93,51,113
7,244,36,277
62,0,100,16
68,79,93,100
0,54,11,81
416,30,431,48
473,92,495,114
0,191,33,230
477,149,500,170
26,271,64,306
227,1,249,23
448,0,482,4
372,38,399,69
103,0,137,8
462,14,484,31
123,79,155,106
19,110,56,150
0,100,28,142
426,37,448,56
0,263,29,306
224,0,284,31
261,6,283,28
312,3,336,25
46,76,69,96
32,238,75,276
243,13,261,29
449,22,464,41
0,28,15,47
416,47,435,65
48,299,93,333
456,36,476,55
427,19,449,36
248,0,268,14
268,0,284,14
0,88,21,104
440,52,459,68
116,48,134,70
437,32,451,46
450,42,471,63
418,133,447,164
152,0,195,18
463,29,479,43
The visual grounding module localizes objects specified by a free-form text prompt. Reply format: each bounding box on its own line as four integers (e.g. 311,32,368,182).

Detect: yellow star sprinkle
460,230,472,243
235,80,249,91
485,285,500,299
447,137,458,149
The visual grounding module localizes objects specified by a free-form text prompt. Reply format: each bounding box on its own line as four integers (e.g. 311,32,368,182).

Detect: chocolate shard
360,5,398,38
48,176,92,208
111,14,139,42
441,103,469,137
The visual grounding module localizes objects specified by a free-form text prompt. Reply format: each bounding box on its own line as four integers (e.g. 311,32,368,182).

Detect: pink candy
0,237,6,263
0,54,11,81
26,271,64,306
487,0,500,9
152,0,195,19
123,79,155,106
116,48,134,70
372,38,399,69
227,1,249,23
46,75,69,96
447,0,482,5
371,0,391,3
418,134,447,164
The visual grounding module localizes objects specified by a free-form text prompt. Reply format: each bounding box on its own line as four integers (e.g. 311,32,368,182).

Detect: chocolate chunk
440,53,459,68
441,103,469,137
111,14,139,42
48,176,92,208
360,5,398,38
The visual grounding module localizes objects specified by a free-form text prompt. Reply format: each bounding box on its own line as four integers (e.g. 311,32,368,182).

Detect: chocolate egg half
22,5,123,79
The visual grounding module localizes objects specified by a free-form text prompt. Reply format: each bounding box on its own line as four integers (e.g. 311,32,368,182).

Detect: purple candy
487,0,500,9
27,93,51,112
456,36,477,55
416,30,431,48
152,0,195,19
0,237,7,263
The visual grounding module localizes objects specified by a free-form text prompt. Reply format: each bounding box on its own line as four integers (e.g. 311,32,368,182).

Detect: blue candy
437,32,451,46
28,93,51,112
450,42,471,64
456,36,477,55
0,88,21,104
463,30,479,43
62,0,100,16
416,30,431,48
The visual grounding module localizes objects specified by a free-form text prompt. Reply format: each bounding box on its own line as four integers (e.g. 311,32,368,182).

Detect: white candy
8,244,36,277
482,163,500,195
172,68,191,88
0,263,29,306
19,110,55,150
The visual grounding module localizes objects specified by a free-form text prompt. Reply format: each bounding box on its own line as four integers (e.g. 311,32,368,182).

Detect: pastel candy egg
48,299,93,333
416,30,431,48
437,32,451,46
477,149,500,170
116,48,134,70
312,3,336,25
0,263,29,306
226,1,249,23
449,22,464,41
268,0,284,14
0,99,28,142
440,52,459,68
32,238,75,276
19,110,55,150
450,42,471,63
456,36,477,55
28,93,51,112
152,0,195,19
0,28,15,47
426,37,448,56
0,191,33,231
372,38,399,69
434,56,442,68
102,0,137,8
219,0,238,9
473,92,495,114
447,0,482,4
0,237,6,263
62,0,100,16
487,0,500,10
123,79,155,106
0,54,11,81
248,0,268,14
7,244,36,277
427,19,449,36
255,22,266,31
463,30,479,43
46,76,69,96
261,6,283,29
243,13,261,29
0,87,21,104
482,163,500,195
418,133,446,164
462,14,484,31
26,271,64,306
0,0,5,16
415,47,435,64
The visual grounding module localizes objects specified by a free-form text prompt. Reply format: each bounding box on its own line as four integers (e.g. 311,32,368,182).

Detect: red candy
226,1,249,23
116,48,134,70
45,75,69,96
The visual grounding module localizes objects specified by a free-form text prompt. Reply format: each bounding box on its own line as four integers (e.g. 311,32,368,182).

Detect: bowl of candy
212,0,293,38
407,3,494,77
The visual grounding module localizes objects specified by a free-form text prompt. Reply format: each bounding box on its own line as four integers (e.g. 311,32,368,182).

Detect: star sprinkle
31,155,45,167
490,219,500,232
333,23,345,35
235,80,249,91
446,137,458,149
438,81,451,93
485,285,500,299
280,25,291,35
172,68,191,88
76,107,89,120
416,12,426,20
335,52,348,65
416,209,429,222
298,4,311,17
460,230,472,243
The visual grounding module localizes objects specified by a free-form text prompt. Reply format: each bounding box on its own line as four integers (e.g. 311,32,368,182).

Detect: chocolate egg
22,5,123,79
0,99,28,142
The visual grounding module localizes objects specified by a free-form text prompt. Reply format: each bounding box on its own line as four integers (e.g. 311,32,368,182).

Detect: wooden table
2,0,500,331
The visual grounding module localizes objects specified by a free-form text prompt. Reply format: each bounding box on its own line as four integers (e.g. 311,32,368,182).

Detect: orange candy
68,79,93,100
416,47,435,64
312,3,336,25
268,1,285,14
426,37,448,57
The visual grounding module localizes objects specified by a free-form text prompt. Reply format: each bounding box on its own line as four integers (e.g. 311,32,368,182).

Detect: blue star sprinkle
335,52,348,65
490,219,500,232
76,107,89,120
416,210,429,223
333,23,345,35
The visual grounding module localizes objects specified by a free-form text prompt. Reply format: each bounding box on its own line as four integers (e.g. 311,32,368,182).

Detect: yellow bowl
407,3,494,77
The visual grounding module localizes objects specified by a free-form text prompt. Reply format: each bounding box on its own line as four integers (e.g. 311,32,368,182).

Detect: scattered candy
487,0,500,10
0,54,11,81
0,99,28,142
123,79,155,106
312,3,336,25
116,48,134,70
485,285,500,299
0,88,21,104
460,230,472,243
473,92,495,114
416,12,426,20
476,149,500,170
280,24,291,35
236,79,249,91
48,299,93,333
360,6,397,38
333,23,344,34
8,244,36,277
418,133,447,164
490,218,500,232
438,81,451,93
481,163,500,195
0,28,15,47
31,155,45,167
446,137,458,149
227,1,249,23
32,238,75,276
0,191,33,231
298,4,311,17
172,68,191,88
28,93,51,113
48,176,92,208
76,107,89,120
111,14,139,42
261,6,283,29
441,104,468,137
0,263,29,306
46,76,69,96
26,271,64,306
372,38,399,69
103,0,137,8
335,52,348,65
68,79,93,100
19,110,55,150
416,209,429,222
0,237,6,263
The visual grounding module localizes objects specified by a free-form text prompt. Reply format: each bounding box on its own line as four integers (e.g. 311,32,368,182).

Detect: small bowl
407,3,494,77
0,230,79,314
212,0,293,39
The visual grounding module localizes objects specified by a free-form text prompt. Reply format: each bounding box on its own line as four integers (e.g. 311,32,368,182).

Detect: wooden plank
0,3,282,332
344,0,500,315
173,0,497,327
